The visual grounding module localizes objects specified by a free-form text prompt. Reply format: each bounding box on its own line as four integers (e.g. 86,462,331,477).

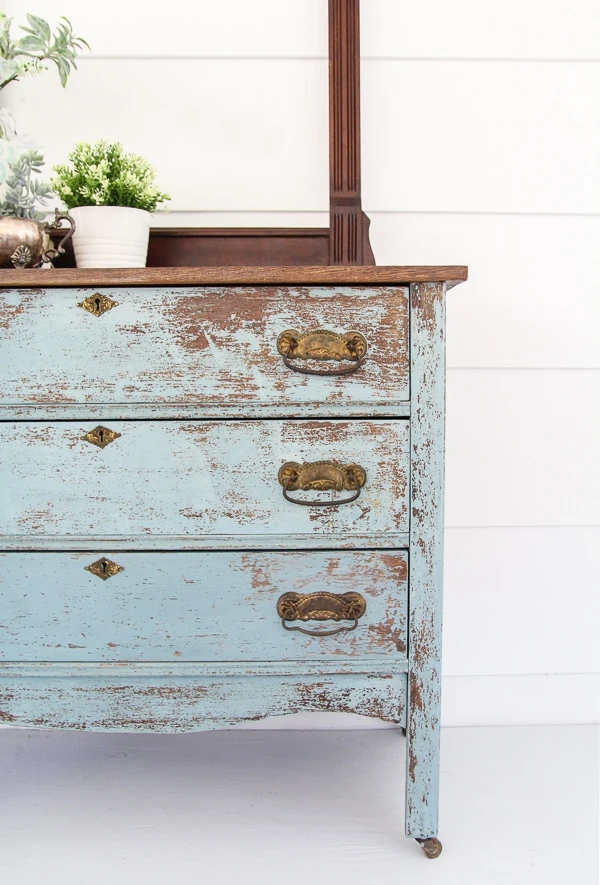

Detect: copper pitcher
0,208,75,268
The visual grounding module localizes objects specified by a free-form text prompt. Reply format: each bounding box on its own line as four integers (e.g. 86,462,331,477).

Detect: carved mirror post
329,0,374,264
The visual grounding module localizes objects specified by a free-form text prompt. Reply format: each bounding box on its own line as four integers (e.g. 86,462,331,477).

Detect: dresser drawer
0,285,409,414
0,419,409,537
0,551,408,661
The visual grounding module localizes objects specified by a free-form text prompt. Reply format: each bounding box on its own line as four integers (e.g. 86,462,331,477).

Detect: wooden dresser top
0,265,468,289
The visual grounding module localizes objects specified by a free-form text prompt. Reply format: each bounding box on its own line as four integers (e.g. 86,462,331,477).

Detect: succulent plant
0,150,53,220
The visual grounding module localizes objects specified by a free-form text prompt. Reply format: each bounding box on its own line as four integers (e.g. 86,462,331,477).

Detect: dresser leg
405,281,445,847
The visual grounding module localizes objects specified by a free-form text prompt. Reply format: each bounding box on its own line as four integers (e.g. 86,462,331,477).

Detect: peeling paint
0,672,407,733
1,420,409,537
405,281,445,839
0,286,409,409
0,551,408,662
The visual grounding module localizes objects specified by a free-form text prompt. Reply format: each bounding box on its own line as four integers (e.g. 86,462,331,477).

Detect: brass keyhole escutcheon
81,426,121,449
78,293,119,317
85,558,124,580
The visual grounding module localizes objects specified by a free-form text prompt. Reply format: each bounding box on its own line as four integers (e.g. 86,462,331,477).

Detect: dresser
0,264,467,858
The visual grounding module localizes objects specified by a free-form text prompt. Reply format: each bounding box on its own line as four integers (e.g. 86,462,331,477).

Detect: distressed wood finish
0,266,466,856
0,670,407,733
405,281,446,841
1,402,413,422
0,419,410,538
0,532,411,552
0,286,409,409
0,551,408,662
0,661,408,679
0,266,468,288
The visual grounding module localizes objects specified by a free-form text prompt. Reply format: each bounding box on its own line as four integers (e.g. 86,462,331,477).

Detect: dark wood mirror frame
54,0,374,269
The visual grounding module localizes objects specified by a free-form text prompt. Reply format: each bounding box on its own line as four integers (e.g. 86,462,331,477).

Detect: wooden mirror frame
55,0,374,268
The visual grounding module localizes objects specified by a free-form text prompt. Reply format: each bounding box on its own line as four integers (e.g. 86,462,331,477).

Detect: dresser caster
416,837,442,859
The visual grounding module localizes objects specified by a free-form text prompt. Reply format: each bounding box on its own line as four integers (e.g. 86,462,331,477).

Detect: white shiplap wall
3,0,599,726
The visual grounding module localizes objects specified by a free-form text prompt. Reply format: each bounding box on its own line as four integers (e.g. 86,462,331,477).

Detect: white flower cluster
51,141,170,212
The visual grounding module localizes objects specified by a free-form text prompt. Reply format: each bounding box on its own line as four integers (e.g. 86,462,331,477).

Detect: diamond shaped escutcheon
81,426,121,449
85,558,124,580
77,293,119,316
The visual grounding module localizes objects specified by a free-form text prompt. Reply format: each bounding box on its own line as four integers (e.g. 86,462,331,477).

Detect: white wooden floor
0,723,597,884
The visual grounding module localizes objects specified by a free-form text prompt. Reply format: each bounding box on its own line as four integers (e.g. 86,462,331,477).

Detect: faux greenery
52,142,170,212
0,12,89,91
0,149,52,220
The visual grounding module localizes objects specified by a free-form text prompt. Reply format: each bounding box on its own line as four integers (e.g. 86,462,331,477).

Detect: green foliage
52,142,170,213
0,149,52,220
0,12,89,90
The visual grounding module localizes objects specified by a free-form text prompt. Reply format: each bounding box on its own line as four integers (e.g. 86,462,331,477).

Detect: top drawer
0,285,409,415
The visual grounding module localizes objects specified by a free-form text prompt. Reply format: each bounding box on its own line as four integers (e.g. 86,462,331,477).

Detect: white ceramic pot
69,205,151,268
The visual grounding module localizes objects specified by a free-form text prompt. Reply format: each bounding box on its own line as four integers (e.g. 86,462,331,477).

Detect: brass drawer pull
278,460,366,507
277,329,367,376
277,591,366,636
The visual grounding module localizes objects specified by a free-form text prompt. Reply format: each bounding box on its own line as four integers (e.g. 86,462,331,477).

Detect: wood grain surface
0,266,468,288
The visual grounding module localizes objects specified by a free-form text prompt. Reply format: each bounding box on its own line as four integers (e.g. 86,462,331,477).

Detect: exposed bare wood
0,266,468,288
0,284,410,410
405,282,446,841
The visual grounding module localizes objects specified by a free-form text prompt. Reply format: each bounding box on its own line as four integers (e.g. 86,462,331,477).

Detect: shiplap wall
3,0,599,726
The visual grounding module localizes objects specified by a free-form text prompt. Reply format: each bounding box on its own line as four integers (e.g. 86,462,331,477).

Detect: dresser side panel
405,281,446,839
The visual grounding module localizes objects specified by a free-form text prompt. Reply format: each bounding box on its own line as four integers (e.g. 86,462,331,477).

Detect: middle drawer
1,419,409,537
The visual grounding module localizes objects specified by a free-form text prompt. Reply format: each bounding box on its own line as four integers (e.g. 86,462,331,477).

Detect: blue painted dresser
0,264,467,858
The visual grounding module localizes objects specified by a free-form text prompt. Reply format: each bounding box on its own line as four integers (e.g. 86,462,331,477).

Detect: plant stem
0,74,19,90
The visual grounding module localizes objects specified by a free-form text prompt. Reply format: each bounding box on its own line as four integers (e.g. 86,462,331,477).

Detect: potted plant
0,149,74,267
52,141,170,268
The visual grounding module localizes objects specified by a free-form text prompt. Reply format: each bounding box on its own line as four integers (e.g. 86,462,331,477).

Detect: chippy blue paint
0,419,410,537
0,275,458,852
0,401,413,422
0,285,410,410
0,661,409,679
0,531,411,551
0,550,408,662
405,282,446,841
0,670,408,733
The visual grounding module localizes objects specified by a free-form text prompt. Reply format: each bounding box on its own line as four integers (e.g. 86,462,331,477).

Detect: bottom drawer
0,551,408,662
